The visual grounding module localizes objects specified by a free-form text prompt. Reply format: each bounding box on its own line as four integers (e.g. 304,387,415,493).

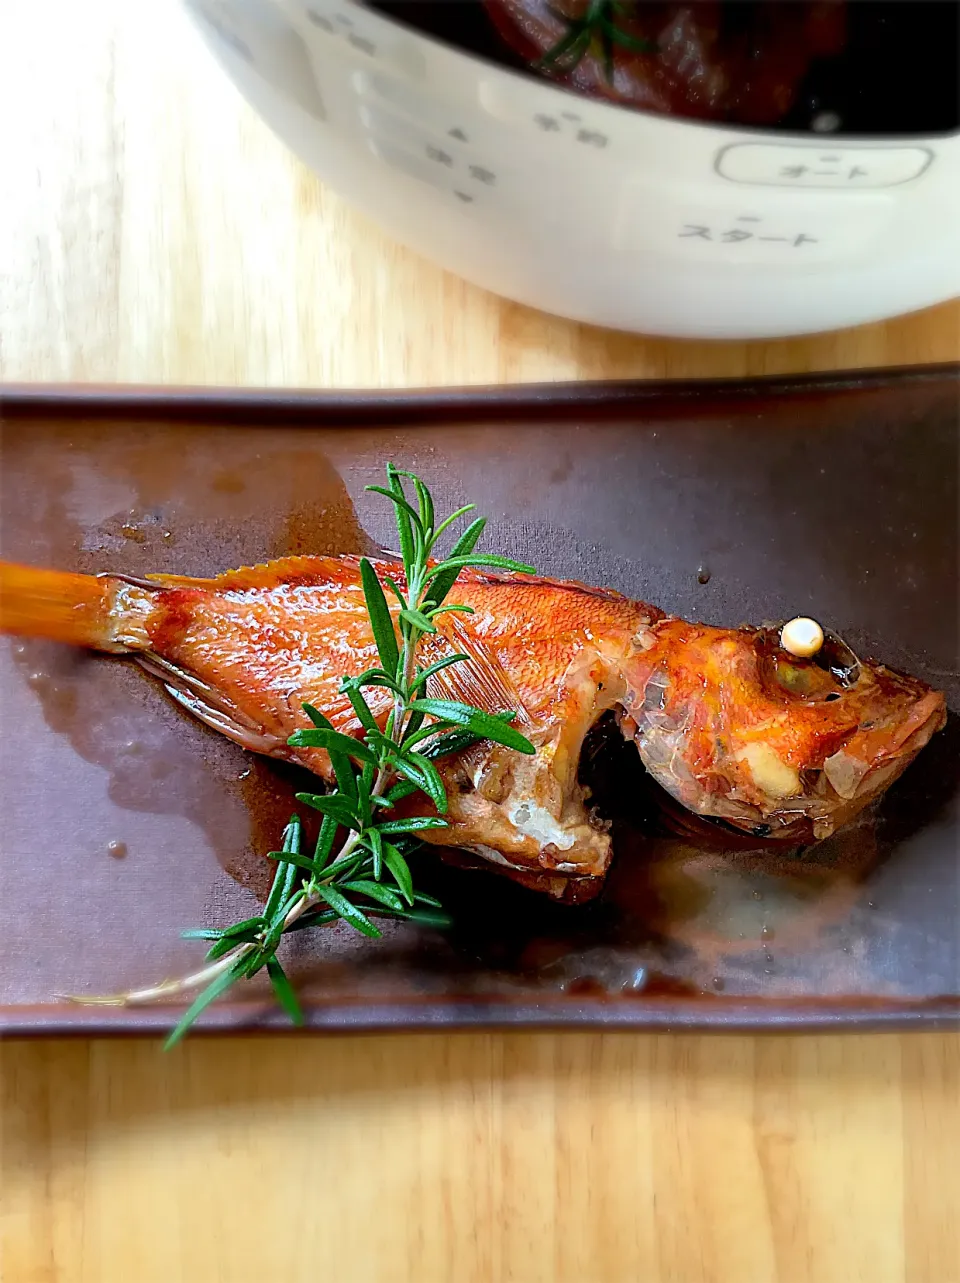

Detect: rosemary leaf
384,779,419,805
283,908,339,933
313,813,339,870
303,703,359,799
263,817,302,922
366,484,424,543
382,843,414,906
367,826,384,879
419,727,486,760
288,725,377,766
410,699,536,754
429,503,477,546
396,470,434,535
428,604,475,619
425,554,536,580
341,680,381,735
266,956,304,1026
205,931,262,960
342,880,405,912
423,516,486,608
351,667,402,694
265,849,320,875
316,886,382,938
399,607,437,634
357,762,374,828
220,915,268,940
164,957,250,1050
389,752,448,813
377,817,448,835
294,792,360,828
360,556,400,677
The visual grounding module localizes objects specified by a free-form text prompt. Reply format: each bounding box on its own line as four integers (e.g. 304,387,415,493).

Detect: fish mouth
622,684,947,844
440,675,948,886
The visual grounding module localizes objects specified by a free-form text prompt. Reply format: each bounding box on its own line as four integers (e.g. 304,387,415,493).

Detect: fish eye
758,627,858,703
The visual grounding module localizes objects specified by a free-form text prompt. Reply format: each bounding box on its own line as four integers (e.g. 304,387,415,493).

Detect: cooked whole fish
0,556,946,901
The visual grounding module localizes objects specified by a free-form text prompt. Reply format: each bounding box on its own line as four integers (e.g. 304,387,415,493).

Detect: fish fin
454,564,655,607
421,615,531,724
0,561,125,651
147,555,360,593
136,653,287,756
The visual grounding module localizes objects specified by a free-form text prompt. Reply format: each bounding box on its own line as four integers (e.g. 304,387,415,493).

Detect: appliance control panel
183,0,960,336
354,73,523,211
190,0,940,211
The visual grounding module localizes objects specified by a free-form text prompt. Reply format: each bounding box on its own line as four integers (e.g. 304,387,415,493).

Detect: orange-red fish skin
0,554,947,897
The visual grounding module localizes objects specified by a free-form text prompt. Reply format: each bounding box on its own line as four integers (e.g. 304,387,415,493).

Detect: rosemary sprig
76,465,537,1047
538,0,657,82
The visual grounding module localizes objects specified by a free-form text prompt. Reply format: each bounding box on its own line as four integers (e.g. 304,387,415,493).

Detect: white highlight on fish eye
780,617,824,659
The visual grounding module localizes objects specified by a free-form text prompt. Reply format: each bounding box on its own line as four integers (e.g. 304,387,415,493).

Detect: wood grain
0,3,958,1282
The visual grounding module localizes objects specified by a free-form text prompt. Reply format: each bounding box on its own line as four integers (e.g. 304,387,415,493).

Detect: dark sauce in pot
364,1,960,134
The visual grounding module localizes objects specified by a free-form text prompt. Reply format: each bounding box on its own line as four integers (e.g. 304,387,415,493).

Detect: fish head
621,619,946,841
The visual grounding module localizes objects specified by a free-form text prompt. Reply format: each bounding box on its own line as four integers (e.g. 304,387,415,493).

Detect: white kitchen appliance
182,0,960,338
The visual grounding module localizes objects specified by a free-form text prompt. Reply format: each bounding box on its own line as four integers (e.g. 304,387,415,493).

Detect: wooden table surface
1,4,958,1281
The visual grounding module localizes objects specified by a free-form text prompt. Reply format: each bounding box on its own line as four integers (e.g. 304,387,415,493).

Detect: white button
188,0,327,120
358,101,434,150
358,104,478,169
353,70,432,119
478,78,613,151
717,144,933,189
352,71,502,154
365,137,482,207
294,0,425,78
358,100,507,188
367,136,449,184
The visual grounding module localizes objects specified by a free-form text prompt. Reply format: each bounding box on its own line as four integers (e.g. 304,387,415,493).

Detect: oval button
716,143,933,189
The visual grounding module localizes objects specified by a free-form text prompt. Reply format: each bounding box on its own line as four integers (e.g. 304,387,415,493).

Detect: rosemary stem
63,947,249,1006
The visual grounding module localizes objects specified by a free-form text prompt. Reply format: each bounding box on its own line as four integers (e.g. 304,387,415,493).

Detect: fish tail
0,562,128,651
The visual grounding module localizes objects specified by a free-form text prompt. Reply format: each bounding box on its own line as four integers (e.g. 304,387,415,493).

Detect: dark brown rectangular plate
1,367,958,1036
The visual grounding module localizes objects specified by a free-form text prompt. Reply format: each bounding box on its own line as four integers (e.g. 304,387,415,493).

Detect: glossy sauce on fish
0,554,946,902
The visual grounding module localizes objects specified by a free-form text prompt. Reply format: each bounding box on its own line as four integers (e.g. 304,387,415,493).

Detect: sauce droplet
696,565,711,585
761,925,775,941
106,840,127,859
712,976,725,991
